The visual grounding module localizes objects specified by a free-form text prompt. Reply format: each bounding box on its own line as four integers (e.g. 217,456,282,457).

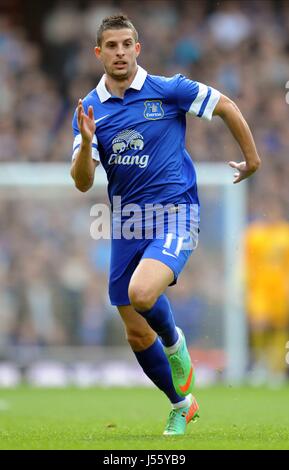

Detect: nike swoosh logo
162,249,177,258
179,366,193,394
95,114,110,124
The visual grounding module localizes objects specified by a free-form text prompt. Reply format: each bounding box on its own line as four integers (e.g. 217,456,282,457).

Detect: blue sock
136,294,179,347
134,337,184,404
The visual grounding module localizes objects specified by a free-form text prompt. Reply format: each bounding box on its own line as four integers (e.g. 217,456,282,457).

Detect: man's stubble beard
110,71,130,81
105,63,136,82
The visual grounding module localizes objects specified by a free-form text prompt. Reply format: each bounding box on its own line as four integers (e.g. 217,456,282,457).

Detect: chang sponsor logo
108,153,149,168
108,129,149,168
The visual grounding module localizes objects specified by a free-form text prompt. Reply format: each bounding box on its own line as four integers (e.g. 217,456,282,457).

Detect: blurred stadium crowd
0,0,289,383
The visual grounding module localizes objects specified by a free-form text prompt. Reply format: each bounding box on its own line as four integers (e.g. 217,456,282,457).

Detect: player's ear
135,42,141,58
94,46,101,60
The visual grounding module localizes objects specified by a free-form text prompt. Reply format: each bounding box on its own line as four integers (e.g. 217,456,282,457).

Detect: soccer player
71,15,261,435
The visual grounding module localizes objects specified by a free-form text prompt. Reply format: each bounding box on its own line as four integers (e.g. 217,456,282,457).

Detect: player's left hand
228,161,259,184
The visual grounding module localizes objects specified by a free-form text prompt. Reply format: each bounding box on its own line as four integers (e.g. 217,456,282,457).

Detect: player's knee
126,327,155,350
128,285,156,312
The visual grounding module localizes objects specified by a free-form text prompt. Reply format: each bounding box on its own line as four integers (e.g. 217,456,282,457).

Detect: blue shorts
109,204,200,306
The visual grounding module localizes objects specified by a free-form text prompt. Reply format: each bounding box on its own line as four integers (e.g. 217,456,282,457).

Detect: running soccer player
71,15,261,435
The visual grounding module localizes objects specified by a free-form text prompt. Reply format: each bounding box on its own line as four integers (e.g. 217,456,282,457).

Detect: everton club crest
144,100,164,120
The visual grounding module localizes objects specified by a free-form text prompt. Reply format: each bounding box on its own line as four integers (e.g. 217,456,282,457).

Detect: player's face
95,29,140,80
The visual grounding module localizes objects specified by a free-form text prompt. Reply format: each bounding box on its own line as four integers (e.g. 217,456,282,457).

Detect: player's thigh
128,258,174,308
128,206,198,308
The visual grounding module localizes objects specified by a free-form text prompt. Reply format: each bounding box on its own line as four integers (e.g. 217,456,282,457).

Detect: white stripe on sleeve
188,83,208,116
201,88,221,121
188,83,221,121
71,134,100,161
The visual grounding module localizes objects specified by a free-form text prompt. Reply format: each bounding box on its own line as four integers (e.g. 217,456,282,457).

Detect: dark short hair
96,14,138,47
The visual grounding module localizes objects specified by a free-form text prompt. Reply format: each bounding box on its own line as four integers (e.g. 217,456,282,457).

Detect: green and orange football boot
163,394,200,436
164,327,195,397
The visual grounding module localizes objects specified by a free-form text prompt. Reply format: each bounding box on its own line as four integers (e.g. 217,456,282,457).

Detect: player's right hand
77,99,96,144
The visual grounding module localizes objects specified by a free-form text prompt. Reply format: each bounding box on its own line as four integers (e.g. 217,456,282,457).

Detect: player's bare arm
70,99,99,192
213,94,261,184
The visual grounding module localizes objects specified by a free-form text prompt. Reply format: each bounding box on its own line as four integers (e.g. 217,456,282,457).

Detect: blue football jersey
72,66,220,210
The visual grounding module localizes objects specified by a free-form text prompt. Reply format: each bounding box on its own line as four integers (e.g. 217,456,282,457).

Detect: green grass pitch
0,385,288,450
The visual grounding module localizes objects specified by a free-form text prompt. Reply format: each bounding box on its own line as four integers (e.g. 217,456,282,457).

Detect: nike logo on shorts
162,249,177,258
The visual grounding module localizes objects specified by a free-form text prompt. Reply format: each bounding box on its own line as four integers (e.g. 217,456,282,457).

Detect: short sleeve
71,105,100,161
174,75,221,121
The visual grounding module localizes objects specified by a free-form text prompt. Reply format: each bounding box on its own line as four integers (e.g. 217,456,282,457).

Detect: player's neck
105,66,138,99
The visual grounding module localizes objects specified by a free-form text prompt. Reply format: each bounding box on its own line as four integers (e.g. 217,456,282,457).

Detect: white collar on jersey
96,65,147,103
